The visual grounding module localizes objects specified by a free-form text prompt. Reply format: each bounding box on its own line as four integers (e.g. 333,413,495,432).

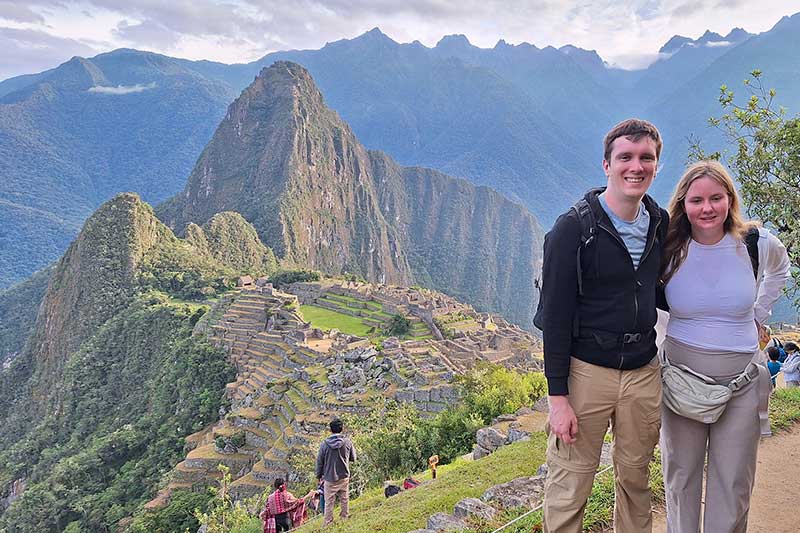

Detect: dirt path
652,424,800,532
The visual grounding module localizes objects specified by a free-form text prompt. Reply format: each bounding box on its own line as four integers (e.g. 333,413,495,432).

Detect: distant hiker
771,337,788,363
767,347,783,388
260,478,311,533
315,418,357,526
384,482,401,498
783,342,800,388
658,160,790,532
538,118,668,533
402,477,421,490
428,454,439,479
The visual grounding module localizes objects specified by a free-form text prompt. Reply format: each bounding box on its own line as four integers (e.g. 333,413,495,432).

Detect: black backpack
533,198,596,332
533,206,760,332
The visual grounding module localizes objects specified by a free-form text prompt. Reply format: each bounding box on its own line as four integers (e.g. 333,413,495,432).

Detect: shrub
384,315,411,337
269,270,321,288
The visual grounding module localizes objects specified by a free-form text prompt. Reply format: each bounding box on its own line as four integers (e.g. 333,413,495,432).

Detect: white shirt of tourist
665,233,758,353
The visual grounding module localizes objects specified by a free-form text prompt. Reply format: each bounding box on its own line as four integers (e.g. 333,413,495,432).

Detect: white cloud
88,81,156,94
706,40,733,47
1,0,799,77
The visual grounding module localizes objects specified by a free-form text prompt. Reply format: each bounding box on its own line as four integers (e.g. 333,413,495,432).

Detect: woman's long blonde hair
660,160,756,283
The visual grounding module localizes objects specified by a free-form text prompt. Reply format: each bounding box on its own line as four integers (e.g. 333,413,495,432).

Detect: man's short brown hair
603,118,662,162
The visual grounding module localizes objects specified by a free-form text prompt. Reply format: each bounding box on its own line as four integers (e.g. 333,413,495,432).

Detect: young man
540,119,669,533
315,418,357,526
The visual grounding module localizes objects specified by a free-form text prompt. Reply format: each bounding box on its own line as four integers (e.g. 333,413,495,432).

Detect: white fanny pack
660,349,765,425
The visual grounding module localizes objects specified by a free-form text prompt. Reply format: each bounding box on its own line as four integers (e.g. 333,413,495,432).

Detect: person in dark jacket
315,418,356,526
540,118,669,533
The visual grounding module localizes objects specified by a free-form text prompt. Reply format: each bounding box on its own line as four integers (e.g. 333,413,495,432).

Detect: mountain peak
697,30,724,44
353,27,396,45
772,12,800,32
724,27,752,41
435,34,472,49
559,45,604,67
659,35,692,54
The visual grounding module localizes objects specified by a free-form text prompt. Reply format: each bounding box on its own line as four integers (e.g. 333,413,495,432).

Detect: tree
384,315,411,337
692,70,799,294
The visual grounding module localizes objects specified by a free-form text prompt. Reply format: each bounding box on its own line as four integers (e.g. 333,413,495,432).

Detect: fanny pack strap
660,349,718,385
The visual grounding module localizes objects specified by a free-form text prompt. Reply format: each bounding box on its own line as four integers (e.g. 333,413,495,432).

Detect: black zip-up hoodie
541,188,668,395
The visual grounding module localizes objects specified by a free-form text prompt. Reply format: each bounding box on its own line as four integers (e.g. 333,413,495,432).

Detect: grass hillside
297,437,547,533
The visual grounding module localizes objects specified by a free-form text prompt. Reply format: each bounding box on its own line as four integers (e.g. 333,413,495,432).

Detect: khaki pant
323,478,349,525
543,356,662,533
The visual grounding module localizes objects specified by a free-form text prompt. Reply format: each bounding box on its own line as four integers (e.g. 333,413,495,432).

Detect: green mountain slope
0,193,281,531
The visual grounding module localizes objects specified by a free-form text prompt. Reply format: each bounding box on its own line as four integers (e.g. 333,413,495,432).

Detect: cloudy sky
1,0,798,81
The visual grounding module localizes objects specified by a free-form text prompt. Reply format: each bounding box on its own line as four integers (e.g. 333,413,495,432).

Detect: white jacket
783,352,800,382
752,227,791,326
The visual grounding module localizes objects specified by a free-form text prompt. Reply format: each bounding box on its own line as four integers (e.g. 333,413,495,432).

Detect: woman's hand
756,319,770,349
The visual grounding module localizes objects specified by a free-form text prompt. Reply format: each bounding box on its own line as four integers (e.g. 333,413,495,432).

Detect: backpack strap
570,198,596,297
569,199,597,338
744,227,759,280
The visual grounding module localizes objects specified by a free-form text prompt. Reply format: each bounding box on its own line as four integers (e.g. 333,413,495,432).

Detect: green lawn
299,304,374,337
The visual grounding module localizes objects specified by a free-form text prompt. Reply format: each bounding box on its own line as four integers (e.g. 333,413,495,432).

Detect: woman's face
684,175,730,239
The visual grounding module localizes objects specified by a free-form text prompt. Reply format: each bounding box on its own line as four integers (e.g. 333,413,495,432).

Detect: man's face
603,136,658,201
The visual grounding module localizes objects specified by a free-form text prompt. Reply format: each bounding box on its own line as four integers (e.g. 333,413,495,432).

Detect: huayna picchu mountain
159,61,544,328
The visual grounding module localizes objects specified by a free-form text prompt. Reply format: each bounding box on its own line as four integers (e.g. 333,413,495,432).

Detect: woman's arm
754,231,791,325
283,490,303,510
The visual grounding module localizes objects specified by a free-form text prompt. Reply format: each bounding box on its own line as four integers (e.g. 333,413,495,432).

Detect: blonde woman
659,160,790,532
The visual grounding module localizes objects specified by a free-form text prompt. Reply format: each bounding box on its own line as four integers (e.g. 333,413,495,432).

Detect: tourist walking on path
539,118,668,533
315,418,357,526
260,478,312,533
659,160,790,532
783,342,800,387
767,347,783,388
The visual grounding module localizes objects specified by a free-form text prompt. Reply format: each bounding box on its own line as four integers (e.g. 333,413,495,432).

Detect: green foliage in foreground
769,387,800,431
128,490,213,533
341,363,548,496
0,294,235,533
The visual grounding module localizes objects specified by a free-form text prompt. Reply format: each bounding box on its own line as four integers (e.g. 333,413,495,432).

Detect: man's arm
349,440,356,462
541,213,581,396
541,213,582,443
315,443,325,480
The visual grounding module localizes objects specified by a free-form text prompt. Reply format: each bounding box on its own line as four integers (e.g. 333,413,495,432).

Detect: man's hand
548,395,578,444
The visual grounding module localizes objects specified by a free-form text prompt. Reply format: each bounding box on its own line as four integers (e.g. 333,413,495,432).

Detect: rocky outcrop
473,427,508,459
482,475,546,509
453,497,497,521
426,512,468,532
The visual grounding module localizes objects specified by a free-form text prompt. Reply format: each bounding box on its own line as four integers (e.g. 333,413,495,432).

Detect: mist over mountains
2,11,800,291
